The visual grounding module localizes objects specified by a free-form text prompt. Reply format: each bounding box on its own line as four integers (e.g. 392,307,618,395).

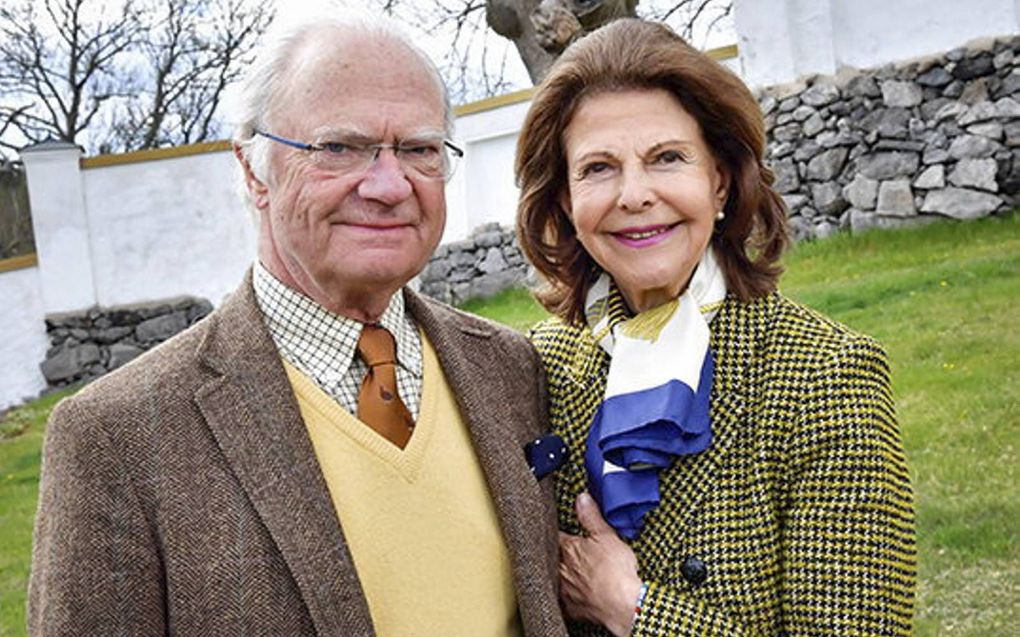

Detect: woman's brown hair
515,18,789,325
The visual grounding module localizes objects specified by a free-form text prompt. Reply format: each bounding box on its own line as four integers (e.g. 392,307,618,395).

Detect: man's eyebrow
308,126,447,143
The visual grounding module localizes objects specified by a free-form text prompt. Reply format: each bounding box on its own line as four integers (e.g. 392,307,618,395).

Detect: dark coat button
681,556,707,587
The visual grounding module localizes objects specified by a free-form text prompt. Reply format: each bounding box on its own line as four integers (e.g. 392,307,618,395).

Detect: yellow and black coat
530,291,916,636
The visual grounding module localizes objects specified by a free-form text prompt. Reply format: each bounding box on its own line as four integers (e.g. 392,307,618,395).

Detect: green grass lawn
3,215,1018,635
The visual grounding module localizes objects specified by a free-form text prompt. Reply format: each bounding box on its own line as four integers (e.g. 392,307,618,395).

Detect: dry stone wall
764,36,1020,238
418,222,530,305
41,297,212,388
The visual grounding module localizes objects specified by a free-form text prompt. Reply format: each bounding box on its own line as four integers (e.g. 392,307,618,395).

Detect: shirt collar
252,261,422,380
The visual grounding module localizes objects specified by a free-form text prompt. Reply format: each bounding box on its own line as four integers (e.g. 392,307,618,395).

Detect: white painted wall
0,265,49,410
734,0,1020,88
81,151,257,307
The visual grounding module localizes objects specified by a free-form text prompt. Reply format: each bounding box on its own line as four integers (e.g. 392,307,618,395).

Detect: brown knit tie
356,325,414,449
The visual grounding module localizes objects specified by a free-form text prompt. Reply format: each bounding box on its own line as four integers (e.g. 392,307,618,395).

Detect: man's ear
233,143,270,210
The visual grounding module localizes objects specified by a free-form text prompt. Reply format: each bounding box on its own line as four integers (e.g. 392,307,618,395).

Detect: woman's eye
653,150,686,165
580,161,612,178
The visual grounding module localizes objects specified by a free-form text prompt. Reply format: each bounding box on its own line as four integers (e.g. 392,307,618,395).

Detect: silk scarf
584,248,727,540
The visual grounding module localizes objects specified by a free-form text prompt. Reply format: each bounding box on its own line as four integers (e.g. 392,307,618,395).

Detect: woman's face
561,88,728,313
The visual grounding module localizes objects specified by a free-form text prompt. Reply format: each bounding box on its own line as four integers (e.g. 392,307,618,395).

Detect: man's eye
400,144,440,157
319,142,351,155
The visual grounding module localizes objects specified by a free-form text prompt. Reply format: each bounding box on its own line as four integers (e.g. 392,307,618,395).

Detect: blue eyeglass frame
252,129,464,162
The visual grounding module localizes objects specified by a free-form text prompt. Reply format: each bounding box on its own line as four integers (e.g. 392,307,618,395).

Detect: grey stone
451,282,472,305
814,219,838,239
781,194,808,212
478,247,508,274
921,187,1003,219
137,304,172,320
40,343,101,383
94,326,133,345
934,101,968,122
994,49,1015,69
451,250,476,268
474,230,504,248
959,78,989,105
857,152,920,180
806,148,848,181
1000,70,1020,95
881,80,923,107
778,96,800,112
759,95,778,115
948,158,999,191
952,54,994,80
791,105,816,122
187,300,213,324
842,174,879,209
108,343,144,370
923,147,951,164
447,267,475,283
420,257,452,281
995,96,1020,118
920,97,953,121
876,180,916,217
801,83,840,107
815,130,860,147
135,311,188,343
861,107,911,138
772,157,801,193
69,328,89,341
773,123,801,142
811,182,848,216
948,134,1001,159
793,140,823,162
917,66,953,87
846,74,881,98
958,100,999,125
788,215,815,241
874,139,926,152
770,141,796,158
914,165,946,189
967,121,1004,140
1005,121,1020,146
942,80,965,98
802,112,827,137
447,238,476,253
468,270,523,301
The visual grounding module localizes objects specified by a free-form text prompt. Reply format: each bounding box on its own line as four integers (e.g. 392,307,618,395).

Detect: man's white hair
231,4,453,210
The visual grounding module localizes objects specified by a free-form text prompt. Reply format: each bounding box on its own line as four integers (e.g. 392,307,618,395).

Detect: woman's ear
558,189,573,221
233,144,270,210
713,160,731,211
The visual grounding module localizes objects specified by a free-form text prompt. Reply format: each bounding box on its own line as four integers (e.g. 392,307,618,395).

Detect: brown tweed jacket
29,274,567,637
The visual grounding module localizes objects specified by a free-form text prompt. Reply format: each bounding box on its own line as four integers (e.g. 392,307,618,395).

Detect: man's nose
357,148,413,205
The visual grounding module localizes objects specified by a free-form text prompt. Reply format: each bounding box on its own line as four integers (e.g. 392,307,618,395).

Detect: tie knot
357,325,397,368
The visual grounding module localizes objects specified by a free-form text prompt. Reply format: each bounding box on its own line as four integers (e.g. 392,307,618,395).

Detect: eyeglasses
253,129,464,181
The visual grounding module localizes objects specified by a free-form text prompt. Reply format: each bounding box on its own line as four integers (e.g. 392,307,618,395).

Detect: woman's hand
559,492,644,637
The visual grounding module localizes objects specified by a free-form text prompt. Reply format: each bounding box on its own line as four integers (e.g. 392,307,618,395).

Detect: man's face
247,32,448,319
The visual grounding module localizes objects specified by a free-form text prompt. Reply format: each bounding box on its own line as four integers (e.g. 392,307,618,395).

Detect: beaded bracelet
631,582,650,630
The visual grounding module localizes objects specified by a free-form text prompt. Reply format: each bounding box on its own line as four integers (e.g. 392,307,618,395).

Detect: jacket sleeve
629,335,916,637
28,397,166,636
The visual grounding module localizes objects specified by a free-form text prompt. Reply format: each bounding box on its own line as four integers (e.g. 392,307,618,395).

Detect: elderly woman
516,19,916,637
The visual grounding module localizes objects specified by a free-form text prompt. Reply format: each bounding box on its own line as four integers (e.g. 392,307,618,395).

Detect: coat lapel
404,289,563,636
194,274,375,636
630,295,762,572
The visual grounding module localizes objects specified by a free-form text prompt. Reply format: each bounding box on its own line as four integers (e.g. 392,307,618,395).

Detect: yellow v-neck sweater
283,335,523,637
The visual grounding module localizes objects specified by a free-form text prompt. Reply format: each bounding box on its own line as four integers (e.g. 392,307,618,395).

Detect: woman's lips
611,223,679,247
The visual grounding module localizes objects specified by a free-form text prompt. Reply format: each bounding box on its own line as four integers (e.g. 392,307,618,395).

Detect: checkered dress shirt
252,262,423,419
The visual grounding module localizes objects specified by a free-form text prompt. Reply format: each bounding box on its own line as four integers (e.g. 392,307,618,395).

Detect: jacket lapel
194,274,375,636
631,295,761,571
405,289,563,635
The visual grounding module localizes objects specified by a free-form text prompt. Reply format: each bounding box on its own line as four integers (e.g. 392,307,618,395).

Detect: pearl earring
715,209,725,221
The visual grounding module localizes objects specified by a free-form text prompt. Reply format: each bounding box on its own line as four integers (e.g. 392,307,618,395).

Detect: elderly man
28,10,565,637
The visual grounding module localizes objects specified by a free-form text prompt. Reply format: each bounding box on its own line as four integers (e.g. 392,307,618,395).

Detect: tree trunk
486,0,639,83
